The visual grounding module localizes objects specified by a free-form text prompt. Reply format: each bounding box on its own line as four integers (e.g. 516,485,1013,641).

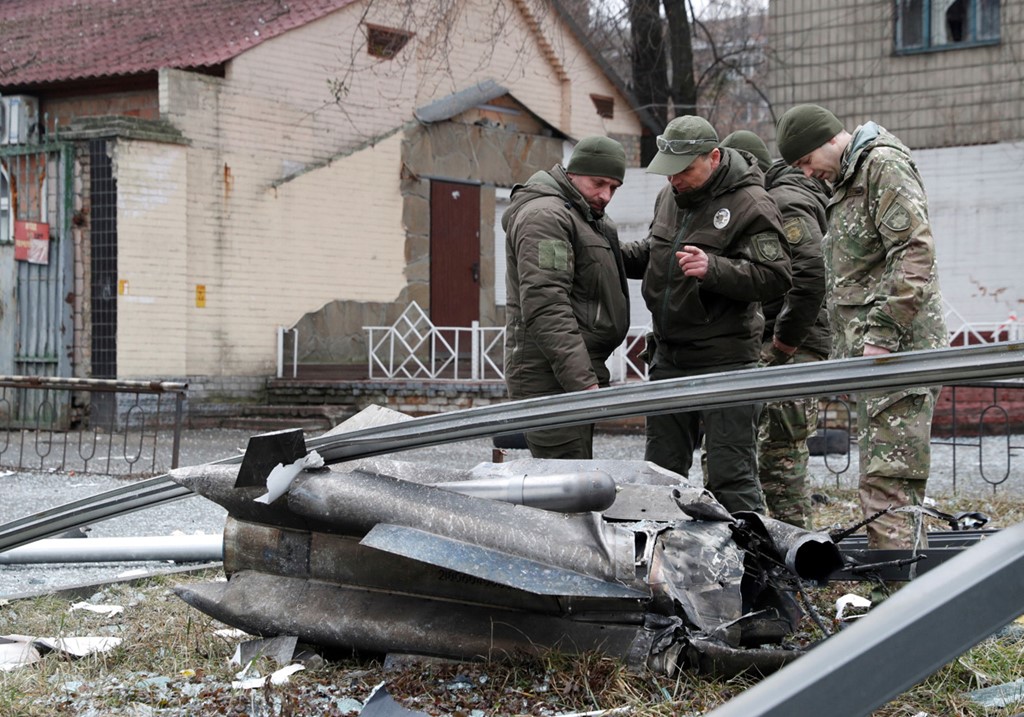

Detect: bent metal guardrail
0,376,187,475
0,342,1022,555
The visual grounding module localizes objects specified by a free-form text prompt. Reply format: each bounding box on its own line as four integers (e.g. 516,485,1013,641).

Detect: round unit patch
713,208,731,229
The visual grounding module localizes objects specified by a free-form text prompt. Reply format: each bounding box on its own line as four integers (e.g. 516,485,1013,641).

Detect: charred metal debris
170,418,981,679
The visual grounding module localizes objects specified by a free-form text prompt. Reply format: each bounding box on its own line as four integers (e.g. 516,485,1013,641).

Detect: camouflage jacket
621,148,790,368
825,123,948,359
502,165,630,396
763,160,831,358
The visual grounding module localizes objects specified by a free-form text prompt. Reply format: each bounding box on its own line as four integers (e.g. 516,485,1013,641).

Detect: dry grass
2,486,1024,716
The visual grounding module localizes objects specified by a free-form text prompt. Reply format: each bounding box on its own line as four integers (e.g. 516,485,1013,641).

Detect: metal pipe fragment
0,535,223,564
435,470,618,512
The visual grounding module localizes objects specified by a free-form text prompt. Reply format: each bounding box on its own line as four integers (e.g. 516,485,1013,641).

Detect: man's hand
863,343,891,357
676,246,708,279
761,336,797,366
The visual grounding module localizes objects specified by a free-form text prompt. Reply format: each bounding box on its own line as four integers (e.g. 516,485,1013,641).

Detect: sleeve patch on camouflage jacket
880,193,916,233
782,217,811,245
538,239,569,270
752,232,784,262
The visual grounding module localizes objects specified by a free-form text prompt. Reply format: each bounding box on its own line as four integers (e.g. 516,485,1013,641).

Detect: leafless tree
320,0,769,156
587,0,770,162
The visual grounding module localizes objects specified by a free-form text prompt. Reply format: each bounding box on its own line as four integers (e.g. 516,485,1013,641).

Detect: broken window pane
894,0,1000,52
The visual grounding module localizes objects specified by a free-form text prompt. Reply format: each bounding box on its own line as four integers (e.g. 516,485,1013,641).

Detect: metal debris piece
361,683,431,717
171,416,844,677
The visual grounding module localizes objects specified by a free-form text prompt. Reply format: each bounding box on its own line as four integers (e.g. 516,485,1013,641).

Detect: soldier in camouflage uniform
721,130,831,529
776,105,949,549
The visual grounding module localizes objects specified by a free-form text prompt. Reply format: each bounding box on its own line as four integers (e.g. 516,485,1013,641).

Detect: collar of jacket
765,158,832,197
672,146,759,210
837,121,883,186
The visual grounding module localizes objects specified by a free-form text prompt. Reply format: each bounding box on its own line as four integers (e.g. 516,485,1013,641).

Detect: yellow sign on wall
196,285,206,308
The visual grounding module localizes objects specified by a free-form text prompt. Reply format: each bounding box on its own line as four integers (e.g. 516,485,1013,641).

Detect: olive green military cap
646,115,719,176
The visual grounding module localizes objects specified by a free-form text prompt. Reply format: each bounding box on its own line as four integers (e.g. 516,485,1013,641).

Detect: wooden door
430,180,480,327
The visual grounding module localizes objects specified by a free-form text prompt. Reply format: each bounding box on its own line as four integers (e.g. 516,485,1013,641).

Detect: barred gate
0,141,75,428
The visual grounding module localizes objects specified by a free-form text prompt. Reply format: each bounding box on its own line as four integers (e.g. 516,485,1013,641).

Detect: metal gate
0,141,75,427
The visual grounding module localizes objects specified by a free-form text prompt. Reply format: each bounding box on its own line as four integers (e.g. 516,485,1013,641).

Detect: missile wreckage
170,406,843,678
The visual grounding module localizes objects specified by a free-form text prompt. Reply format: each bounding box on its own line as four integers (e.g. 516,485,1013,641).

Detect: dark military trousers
507,357,609,460
525,423,595,460
646,359,764,514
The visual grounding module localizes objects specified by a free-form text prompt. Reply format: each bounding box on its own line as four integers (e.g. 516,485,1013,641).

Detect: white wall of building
915,141,1024,329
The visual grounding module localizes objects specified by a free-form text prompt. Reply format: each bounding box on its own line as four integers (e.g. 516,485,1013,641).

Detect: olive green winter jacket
763,160,831,359
502,165,630,398
621,148,791,368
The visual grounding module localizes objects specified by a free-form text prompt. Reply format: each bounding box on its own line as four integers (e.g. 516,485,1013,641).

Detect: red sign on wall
14,221,50,265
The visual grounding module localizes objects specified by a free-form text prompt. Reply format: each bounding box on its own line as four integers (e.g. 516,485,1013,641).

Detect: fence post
171,390,184,469
291,328,298,379
472,321,480,381
276,327,285,379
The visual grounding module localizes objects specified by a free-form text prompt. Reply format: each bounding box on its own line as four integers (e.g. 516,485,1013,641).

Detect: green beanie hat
566,136,627,183
720,130,772,173
776,104,844,164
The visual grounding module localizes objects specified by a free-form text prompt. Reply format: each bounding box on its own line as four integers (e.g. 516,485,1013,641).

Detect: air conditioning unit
0,95,40,145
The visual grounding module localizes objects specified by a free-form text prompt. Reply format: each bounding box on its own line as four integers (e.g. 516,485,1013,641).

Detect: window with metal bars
89,139,117,380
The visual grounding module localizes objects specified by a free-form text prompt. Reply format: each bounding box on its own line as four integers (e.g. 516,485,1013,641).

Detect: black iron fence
0,376,186,475
817,381,1024,495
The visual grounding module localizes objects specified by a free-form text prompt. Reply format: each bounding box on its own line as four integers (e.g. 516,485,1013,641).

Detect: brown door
430,180,480,327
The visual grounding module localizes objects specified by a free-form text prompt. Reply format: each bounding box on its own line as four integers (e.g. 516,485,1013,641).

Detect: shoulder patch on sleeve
782,217,811,245
880,193,915,233
752,232,784,262
538,239,569,270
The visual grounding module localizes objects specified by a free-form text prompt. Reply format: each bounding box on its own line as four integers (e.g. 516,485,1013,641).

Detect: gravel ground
2,426,1022,598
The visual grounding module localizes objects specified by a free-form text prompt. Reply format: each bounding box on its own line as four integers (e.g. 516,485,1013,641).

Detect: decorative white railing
364,302,650,383
945,303,1022,345
365,303,505,381
608,328,650,383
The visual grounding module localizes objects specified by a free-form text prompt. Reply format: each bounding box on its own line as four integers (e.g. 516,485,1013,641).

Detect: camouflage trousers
857,387,939,549
757,348,823,529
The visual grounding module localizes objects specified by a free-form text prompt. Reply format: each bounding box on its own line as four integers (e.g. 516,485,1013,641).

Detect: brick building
0,0,653,420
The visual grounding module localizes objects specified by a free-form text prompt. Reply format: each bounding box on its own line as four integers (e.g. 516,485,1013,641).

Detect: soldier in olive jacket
777,104,949,549
620,116,791,514
503,136,630,459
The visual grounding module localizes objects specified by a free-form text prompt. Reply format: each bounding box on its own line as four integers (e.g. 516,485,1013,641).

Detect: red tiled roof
0,0,357,87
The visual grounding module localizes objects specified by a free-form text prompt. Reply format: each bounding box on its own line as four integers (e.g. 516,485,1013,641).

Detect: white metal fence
945,304,1023,345
363,302,650,382
364,303,505,381
267,301,1023,384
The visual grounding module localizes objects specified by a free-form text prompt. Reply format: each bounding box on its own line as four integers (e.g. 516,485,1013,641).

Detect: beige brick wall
114,140,189,377
141,0,640,377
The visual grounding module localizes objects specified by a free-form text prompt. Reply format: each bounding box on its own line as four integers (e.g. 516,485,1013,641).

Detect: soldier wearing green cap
503,136,630,459
620,116,791,514
722,129,832,529
776,104,949,549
